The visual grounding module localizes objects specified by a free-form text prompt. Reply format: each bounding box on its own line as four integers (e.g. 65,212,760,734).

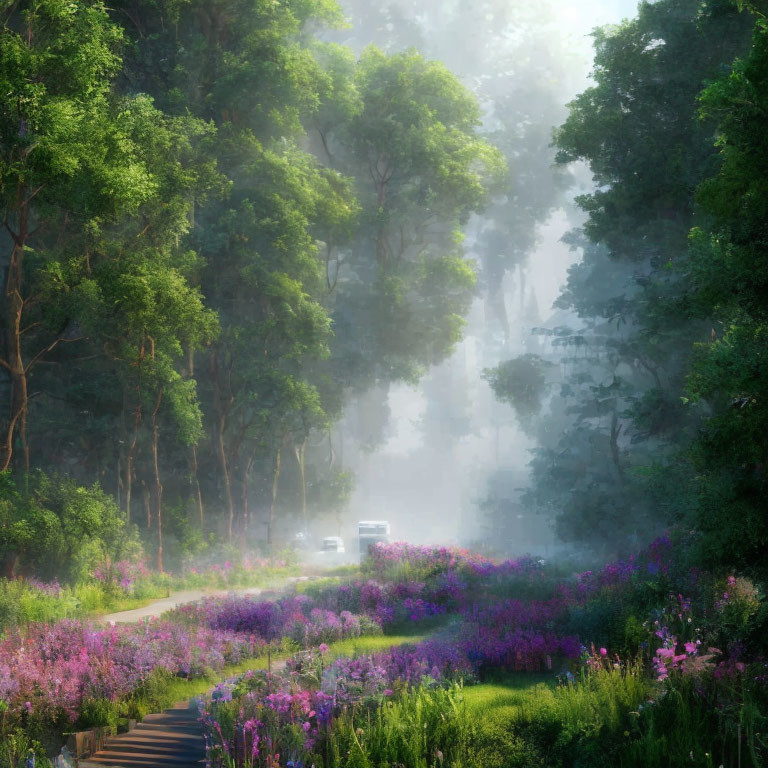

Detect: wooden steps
79,701,205,768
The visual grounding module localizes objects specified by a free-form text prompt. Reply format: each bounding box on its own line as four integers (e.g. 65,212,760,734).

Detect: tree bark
0,186,29,472
610,410,625,485
294,438,307,533
268,445,282,554
142,479,151,530
185,345,205,531
192,444,204,530
151,388,164,571
240,451,255,543
123,340,146,521
116,454,123,513
211,350,235,541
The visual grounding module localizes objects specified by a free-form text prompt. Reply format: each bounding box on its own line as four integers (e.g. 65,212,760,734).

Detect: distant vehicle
358,520,390,560
321,536,345,554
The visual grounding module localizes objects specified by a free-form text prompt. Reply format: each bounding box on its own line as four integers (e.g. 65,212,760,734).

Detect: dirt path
100,578,305,624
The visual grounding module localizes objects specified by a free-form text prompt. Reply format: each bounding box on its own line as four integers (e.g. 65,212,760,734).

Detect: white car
321,536,345,554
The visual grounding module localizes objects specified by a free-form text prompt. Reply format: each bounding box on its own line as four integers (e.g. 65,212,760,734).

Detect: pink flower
599,647,607,657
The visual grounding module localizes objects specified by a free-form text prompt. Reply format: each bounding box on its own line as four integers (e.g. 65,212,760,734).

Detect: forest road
99,577,307,624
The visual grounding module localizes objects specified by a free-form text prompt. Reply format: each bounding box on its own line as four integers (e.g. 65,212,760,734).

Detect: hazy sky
529,0,640,314
559,0,639,43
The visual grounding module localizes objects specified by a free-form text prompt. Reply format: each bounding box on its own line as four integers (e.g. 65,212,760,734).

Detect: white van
358,520,390,560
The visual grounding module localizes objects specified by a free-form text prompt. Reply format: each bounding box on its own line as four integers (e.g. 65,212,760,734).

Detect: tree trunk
142,478,151,530
211,350,235,541
118,388,128,520
0,189,29,472
610,410,625,485
240,451,255,543
294,438,307,533
123,341,146,521
184,345,205,530
192,444,204,530
487,269,510,343
268,445,282,554
20,403,29,473
151,388,164,571
116,454,123,513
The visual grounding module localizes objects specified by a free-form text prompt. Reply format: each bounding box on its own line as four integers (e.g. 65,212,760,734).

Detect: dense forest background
1,0,767,580
487,0,768,578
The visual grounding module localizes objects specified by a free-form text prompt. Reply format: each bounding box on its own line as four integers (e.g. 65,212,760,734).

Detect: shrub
0,472,141,584
0,730,53,768
77,698,120,730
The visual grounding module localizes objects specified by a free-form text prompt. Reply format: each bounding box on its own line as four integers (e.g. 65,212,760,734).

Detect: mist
332,0,640,553
2,0,759,571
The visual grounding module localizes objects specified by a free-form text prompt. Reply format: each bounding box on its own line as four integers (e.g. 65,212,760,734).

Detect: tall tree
319,47,505,388
488,0,754,552
0,0,147,471
682,8,768,576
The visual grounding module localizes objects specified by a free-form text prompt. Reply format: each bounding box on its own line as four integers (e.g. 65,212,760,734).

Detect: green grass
323,633,428,661
305,564,362,579
463,674,554,714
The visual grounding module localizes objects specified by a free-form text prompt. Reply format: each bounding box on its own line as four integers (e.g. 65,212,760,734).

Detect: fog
333,0,640,552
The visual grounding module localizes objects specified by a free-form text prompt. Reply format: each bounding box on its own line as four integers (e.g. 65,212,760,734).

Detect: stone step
95,741,202,756
81,699,205,768
80,757,203,768
100,734,202,747
131,722,201,734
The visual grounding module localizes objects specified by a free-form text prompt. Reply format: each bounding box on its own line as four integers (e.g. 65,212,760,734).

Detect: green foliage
679,16,768,578
309,44,504,405
0,729,52,768
0,0,508,555
483,355,553,434
0,472,140,583
349,46,503,218
496,0,757,555
318,666,765,767
328,685,476,768
309,670,648,768
77,698,120,730
0,578,76,629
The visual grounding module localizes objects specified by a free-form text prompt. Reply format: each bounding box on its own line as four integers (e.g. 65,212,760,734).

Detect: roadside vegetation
5,540,763,767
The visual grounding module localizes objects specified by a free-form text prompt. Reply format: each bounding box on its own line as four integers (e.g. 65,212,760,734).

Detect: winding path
79,579,304,767
100,577,307,624
99,585,270,624
80,701,205,768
